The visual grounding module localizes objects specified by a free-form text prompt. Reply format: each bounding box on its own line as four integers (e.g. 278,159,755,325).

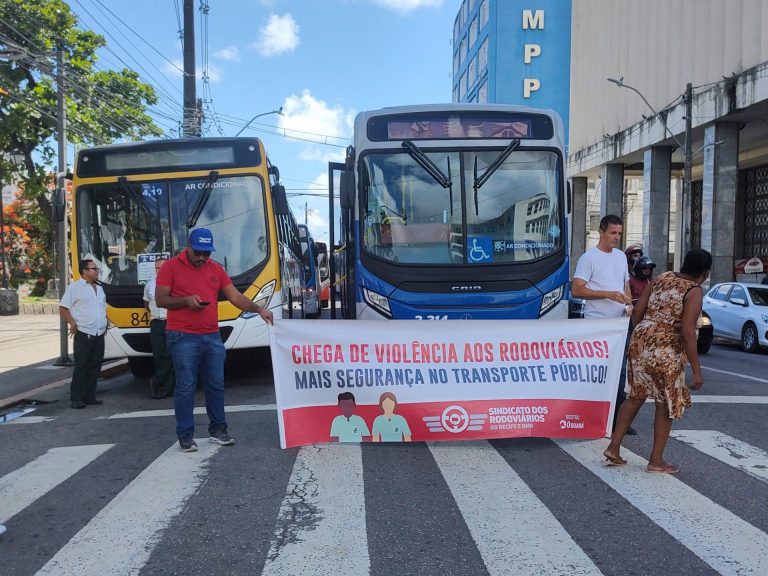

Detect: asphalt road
1,338,766,576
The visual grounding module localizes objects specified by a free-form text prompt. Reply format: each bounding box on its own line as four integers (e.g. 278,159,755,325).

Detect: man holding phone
156,228,274,452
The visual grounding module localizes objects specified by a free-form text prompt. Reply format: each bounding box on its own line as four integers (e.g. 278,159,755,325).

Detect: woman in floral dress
603,249,712,474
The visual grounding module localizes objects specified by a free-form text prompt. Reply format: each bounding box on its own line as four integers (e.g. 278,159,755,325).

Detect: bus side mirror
339,172,355,210
566,181,572,215
272,184,290,215
52,187,66,222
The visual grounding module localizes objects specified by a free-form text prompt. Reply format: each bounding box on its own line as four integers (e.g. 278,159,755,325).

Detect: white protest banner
269,318,629,449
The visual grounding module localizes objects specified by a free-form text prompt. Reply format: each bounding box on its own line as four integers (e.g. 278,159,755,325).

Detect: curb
19,302,60,315
0,359,129,412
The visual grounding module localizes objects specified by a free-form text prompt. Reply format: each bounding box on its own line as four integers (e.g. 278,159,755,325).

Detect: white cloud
309,173,329,192
298,147,345,164
372,0,443,14
163,59,184,77
279,89,354,141
213,46,240,61
250,13,299,57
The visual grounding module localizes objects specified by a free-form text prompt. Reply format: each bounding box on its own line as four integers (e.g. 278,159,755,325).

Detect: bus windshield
361,148,561,265
76,174,269,285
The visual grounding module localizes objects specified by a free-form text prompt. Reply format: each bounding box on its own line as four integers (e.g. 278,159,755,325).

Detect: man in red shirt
156,228,273,452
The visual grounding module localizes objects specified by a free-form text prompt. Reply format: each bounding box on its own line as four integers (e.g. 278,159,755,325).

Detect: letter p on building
523,78,541,98
524,44,541,64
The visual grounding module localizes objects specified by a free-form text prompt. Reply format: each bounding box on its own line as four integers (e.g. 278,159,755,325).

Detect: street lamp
235,107,283,137
607,77,692,254
607,78,684,148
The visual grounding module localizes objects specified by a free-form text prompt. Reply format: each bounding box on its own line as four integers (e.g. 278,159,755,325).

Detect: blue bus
297,224,321,318
329,104,570,320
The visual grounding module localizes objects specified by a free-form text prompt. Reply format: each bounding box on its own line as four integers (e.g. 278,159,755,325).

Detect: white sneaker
0,524,6,536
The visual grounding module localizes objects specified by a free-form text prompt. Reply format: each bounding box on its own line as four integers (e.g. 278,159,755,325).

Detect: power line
90,0,186,76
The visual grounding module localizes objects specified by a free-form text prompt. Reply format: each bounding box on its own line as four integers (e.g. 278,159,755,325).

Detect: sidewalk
0,312,127,410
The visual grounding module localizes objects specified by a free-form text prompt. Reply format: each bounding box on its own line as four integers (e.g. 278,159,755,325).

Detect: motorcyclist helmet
634,256,656,279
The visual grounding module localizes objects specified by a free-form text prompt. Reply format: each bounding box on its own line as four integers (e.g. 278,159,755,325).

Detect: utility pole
305,202,308,225
682,82,693,253
55,47,73,366
182,0,198,137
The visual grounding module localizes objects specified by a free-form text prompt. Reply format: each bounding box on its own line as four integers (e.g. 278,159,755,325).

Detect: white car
702,282,768,353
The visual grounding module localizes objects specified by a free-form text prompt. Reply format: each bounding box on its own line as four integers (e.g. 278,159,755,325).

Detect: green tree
0,0,163,286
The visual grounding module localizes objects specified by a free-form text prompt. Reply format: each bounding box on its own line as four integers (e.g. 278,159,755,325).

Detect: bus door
328,159,356,319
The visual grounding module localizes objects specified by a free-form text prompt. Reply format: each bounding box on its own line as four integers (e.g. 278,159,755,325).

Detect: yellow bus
70,137,305,377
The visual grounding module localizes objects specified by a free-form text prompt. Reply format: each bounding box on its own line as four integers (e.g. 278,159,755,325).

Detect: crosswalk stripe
35,439,221,576
261,444,369,576
103,403,277,419
429,441,602,576
701,366,768,384
0,444,113,524
671,429,768,484
2,415,55,424
557,439,768,576
691,395,768,404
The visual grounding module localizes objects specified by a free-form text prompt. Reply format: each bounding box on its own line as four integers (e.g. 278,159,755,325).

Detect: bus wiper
402,140,452,188
186,170,220,228
472,139,521,215
402,140,454,216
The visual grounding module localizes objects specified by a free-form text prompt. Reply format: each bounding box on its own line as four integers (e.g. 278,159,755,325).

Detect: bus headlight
363,288,392,318
540,285,564,316
243,280,276,319
255,280,276,308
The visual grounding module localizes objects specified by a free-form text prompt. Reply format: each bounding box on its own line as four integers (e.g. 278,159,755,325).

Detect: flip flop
602,454,627,467
646,464,679,474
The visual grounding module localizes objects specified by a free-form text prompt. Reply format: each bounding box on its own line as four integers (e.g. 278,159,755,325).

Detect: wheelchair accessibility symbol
467,236,493,263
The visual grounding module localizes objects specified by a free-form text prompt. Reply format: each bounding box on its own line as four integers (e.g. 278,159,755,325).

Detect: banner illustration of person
372,392,412,442
329,392,371,443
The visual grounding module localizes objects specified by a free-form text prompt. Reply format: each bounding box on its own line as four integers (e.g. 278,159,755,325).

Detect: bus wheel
128,357,154,379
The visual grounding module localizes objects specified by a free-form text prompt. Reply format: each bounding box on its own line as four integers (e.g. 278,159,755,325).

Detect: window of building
479,0,489,28
478,81,487,103
458,73,466,100
469,55,477,87
478,37,488,71
461,37,467,65
469,17,478,47
462,0,468,26
453,51,459,77
454,16,460,43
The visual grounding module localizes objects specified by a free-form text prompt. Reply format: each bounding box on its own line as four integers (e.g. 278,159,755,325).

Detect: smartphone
198,301,211,307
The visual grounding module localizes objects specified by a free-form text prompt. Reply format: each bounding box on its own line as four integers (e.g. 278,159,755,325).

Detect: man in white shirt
59,259,108,409
144,257,174,399
572,214,635,434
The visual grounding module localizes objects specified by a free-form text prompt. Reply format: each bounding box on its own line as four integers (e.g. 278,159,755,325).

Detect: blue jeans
166,331,227,439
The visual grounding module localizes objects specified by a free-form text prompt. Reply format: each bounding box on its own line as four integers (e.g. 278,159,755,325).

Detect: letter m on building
522,10,544,30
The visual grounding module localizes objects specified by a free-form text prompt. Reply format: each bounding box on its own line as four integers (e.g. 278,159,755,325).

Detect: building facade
568,0,768,284
451,0,572,138
452,0,768,285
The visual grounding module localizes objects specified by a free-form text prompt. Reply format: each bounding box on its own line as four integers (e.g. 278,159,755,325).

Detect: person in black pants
59,259,108,409
144,257,175,399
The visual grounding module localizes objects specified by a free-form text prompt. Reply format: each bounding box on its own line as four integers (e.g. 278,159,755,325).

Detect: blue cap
189,228,216,252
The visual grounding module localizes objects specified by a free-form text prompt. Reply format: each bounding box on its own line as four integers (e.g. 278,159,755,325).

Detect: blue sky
68,0,460,243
